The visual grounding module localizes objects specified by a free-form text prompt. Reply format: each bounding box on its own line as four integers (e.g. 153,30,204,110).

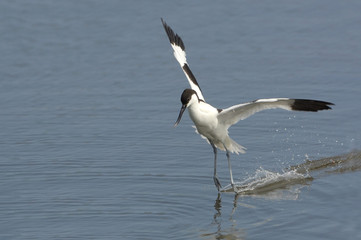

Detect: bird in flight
161,18,334,192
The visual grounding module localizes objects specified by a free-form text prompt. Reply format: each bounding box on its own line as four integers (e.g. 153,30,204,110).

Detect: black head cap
174,89,197,127
180,89,197,105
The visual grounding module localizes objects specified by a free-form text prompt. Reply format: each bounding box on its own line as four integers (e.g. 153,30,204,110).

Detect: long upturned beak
174,104,186,127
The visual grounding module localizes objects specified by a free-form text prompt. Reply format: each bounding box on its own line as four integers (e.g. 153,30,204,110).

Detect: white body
187,95,245,154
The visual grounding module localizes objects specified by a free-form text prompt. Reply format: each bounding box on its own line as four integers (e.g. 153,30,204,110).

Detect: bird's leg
224,145,238,193
211,143,222,191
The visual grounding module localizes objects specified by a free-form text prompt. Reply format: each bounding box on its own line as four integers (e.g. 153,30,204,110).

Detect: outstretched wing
218,98,334,128
161,18,205,101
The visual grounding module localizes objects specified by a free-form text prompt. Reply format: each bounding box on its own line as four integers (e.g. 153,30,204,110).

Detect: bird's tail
224,137,246,154
214,136,246,154
193,126,246,154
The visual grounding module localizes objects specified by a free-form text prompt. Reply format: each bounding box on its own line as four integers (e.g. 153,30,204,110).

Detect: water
1,0,361,239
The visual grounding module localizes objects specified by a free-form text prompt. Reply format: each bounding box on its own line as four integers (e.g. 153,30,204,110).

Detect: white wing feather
218,98,295,127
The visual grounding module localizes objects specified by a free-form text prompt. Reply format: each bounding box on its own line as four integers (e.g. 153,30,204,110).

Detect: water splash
222,168,311,200
221,150,361,199
290,150,361,175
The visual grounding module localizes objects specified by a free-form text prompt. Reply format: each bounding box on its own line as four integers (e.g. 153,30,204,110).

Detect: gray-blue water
1,1,361,239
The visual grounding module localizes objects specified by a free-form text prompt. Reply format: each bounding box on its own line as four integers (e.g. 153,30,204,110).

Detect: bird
161,18,334,192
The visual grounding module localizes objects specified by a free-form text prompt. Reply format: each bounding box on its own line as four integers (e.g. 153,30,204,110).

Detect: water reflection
201,194,246,240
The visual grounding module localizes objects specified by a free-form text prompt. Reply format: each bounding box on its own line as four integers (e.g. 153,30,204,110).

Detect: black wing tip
292,99,335,112
161,18,185,51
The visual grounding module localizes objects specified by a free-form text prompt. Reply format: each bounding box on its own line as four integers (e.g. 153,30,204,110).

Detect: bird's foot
231,183,239,193
213,175,222,192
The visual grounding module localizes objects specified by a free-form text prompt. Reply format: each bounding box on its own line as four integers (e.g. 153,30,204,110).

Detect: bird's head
174,89,199,127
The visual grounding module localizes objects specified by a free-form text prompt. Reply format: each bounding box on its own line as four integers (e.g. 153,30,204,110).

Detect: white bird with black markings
161,18,334,192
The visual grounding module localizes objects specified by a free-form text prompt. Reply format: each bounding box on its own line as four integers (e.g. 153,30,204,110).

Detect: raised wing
218,98,334,128
161,18,205,101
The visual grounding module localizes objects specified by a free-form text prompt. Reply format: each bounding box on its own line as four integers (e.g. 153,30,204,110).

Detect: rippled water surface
1,1,361,239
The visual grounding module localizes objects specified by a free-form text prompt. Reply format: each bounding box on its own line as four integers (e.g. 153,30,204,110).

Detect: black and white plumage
161,18,334,192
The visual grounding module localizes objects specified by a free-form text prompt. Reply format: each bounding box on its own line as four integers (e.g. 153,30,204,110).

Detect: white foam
222,167,311,200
